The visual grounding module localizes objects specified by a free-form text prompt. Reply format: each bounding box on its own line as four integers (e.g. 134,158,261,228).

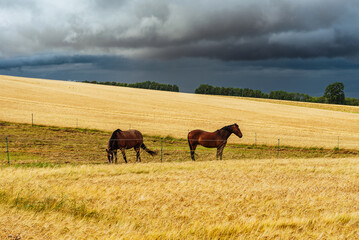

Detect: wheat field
1,159,359,239
1,75,359,239
1,75,359,149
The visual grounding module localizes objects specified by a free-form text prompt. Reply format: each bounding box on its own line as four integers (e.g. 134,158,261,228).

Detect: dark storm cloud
2,0,359,96
3,53,357,73
1,0,359,61
0,55,95,69
3,55,359,97
0,54,141,71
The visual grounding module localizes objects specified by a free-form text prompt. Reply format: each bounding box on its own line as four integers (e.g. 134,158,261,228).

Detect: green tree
324,82,345,104
345,97,359,106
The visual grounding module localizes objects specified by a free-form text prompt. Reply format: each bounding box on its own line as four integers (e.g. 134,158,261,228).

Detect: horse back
188,129,221,147
120,129,143,139
189,129,218,138
113,129,144,149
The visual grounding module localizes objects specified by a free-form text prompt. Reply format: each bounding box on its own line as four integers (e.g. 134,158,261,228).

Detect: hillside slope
1,75,359,149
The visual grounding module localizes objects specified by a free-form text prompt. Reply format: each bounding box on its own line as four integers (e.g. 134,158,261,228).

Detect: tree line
82,80,179,92
195,82,359,106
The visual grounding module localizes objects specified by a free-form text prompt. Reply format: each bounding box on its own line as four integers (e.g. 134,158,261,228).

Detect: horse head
232,123,243,138
106,148,114,163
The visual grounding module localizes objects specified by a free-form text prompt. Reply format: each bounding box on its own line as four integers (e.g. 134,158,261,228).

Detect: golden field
1,75,359,149
1,75,359,239
1,159,359,239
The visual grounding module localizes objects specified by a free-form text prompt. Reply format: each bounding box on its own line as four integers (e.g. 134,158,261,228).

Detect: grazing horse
187,123,243,161
106,129,156,163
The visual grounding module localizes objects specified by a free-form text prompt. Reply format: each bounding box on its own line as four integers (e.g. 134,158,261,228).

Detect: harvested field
1,158,359,239
1,75,359,149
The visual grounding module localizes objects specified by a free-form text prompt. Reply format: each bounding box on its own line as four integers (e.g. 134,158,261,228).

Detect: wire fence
1,117,358,165
0,135,293,165
2,135,357,166
4,113,359,149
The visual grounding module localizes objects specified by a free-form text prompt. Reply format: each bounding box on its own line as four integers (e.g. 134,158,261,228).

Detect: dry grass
1,75,359,149
1,158,359,239
1,121,357,166
238,96,359,114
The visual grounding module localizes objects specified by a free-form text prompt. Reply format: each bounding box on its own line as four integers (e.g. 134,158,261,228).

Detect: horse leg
218,143,226,160
120,148,127,163
190,143,197,161
135,147,141,162
114,150,118,164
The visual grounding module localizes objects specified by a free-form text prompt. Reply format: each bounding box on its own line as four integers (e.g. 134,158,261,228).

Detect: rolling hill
1,75,359,149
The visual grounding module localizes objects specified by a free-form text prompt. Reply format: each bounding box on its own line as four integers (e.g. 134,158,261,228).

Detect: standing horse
187,123,242,161
106,129,156,163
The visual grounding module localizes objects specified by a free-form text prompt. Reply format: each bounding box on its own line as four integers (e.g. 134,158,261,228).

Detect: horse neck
218,128,232,140
109,132,120,150
108,138,116,150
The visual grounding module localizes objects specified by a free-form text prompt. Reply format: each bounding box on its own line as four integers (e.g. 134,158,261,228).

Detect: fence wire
2,121,358,165
1,136,294,165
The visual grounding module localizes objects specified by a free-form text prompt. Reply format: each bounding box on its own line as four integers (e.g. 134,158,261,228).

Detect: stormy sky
1,0,359,96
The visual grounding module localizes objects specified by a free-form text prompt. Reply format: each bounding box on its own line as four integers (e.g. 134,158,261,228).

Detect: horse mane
110,129,122,138
219,124,234,132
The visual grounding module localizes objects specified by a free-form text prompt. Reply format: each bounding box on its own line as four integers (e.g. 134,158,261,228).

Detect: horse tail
187,132,192,150
141,143,157,156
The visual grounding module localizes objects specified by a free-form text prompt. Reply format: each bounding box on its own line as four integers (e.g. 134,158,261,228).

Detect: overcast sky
1,0,359,96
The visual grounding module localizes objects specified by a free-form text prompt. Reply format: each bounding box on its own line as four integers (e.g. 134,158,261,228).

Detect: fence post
277,139,280,159
161,138,163,163
6,137,9,164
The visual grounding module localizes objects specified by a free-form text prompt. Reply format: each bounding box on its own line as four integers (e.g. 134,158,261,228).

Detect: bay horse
106,129,156,163
187,123,243,161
